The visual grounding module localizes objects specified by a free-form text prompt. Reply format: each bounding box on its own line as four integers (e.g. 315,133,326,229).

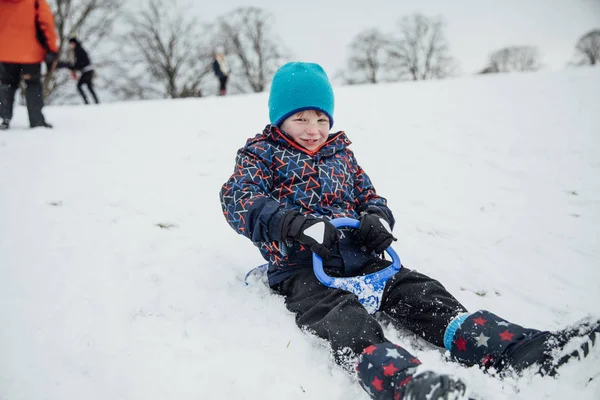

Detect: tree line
44,0,600,104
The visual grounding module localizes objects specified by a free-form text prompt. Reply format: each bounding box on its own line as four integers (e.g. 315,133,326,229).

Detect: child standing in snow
220,62,599,400
212,51,229,96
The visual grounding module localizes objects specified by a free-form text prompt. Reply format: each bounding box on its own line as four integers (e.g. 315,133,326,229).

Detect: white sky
189,0,600,75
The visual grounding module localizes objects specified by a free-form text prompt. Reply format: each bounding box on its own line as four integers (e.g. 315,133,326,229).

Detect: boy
220,62,599,400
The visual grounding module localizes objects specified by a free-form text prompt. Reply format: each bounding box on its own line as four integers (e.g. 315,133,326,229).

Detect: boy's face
280,110,330,151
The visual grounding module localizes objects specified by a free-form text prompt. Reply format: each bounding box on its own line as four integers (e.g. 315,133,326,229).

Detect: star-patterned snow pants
275,266,468,362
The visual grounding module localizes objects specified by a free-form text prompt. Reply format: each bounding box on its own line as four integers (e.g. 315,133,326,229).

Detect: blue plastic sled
245,217,401,314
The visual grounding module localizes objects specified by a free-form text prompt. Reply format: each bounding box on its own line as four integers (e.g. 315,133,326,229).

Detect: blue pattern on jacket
220,124,395,285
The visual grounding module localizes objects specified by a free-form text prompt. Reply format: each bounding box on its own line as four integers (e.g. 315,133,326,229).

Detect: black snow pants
275,265,467,364
77,70,99,104
0,63,48,127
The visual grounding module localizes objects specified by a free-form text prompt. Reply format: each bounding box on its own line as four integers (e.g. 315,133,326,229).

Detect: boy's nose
306,123,319,134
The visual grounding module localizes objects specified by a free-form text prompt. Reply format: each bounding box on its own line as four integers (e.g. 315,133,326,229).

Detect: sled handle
312,217,401,287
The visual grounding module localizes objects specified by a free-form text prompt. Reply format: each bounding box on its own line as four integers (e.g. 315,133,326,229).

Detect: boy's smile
280,110,330,151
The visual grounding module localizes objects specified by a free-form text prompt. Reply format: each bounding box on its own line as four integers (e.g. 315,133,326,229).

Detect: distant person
212,51,230,96
0,0,58,130
58,37,99,105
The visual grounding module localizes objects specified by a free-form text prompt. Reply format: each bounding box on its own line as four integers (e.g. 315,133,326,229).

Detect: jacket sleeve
220,147,282,243
37,0,59,53
73,47,91,70
350,153,396,229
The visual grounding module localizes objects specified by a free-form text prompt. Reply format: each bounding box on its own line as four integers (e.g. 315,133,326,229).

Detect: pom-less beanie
268,62,334,128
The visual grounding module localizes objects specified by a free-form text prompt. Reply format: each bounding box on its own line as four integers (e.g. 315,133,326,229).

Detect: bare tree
343,28,391,84
44,0,124,104
110,0,213,100
573,29,600,66
216,7,287,93
483,46,542,73
387,13,456,81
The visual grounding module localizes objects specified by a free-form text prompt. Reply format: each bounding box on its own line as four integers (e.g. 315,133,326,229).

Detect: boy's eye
318,119,329,123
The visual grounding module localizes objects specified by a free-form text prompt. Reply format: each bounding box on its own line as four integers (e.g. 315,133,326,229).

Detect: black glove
354,213,397,254
44,52,58,72
278,211,340,260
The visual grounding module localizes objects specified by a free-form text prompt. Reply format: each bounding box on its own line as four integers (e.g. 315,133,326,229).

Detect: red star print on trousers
363,345,377,355
356,342,424,400
372,376,384,391
383,363,400,376
473,317,487,326
455,337,468,351
499,330,515,341
481,354,495,368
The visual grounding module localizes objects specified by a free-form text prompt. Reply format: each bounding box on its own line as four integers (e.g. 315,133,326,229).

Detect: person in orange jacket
0,0,59,130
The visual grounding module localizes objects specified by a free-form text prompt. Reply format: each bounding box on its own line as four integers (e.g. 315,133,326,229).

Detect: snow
1,67,600,400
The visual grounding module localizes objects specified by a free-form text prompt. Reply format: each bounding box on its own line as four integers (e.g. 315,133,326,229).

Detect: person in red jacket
0,0,58,130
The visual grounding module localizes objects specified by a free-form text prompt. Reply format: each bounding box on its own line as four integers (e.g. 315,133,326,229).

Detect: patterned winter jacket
220,124,395,286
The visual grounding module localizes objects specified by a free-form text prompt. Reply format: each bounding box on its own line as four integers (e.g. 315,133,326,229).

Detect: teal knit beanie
268,62,334,128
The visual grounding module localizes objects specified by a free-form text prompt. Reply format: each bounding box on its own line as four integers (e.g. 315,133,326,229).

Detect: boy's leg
445,310,599,377
380,267,468,348
377,267,599,379
276,269,388,361
379,268,599,376
0,63,20,123
356,342,465,400
277,269,466,399
21,63,49,128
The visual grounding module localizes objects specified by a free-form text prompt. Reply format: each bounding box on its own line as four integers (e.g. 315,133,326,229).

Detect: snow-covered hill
1,67,599,400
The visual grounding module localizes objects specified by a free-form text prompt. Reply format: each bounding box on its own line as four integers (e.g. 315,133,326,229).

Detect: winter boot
0,118,9,130
447,310,600,377
499,315,599,376
356,342,467,400
31,121,53,129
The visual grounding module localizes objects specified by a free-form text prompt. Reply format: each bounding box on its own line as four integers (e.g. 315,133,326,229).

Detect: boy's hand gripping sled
245,218,401,314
